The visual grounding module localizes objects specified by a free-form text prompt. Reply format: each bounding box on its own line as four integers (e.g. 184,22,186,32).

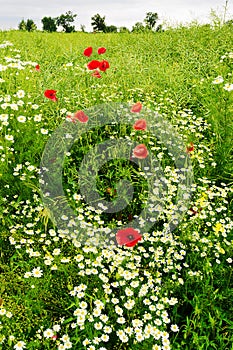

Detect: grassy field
0,23,233,350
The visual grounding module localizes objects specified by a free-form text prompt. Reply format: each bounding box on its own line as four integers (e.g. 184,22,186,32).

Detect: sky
0,0,232,31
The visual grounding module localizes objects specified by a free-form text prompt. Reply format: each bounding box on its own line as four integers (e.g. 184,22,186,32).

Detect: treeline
18,11,163,33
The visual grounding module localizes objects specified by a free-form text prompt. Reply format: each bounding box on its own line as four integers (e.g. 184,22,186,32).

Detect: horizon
0,0,232,32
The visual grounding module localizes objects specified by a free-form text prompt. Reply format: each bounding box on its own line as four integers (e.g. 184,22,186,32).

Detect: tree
132,22,146,33
18,19,37,32
26,19,37,32
156,24,163,32
91,14,106,32
56,11,77,33
119,26,130,33
144,12,158,30
18,19,27,31
80,24,86,32
105,25,118,33
18,19,37,31
42,17,57,32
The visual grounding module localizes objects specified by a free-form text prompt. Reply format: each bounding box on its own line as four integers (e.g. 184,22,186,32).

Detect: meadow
0,23,232,350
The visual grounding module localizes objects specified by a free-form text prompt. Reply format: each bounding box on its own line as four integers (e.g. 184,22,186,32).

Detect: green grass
0,23,233,350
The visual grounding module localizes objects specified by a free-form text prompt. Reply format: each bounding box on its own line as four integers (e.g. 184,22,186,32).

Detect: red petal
98,47,106,55
92,70,101,78
99,60,110,72
116,228,142,247
133,144,148,159
73,110,89,123
83,47,93,57
87,60,100,70
35,64,40,71
44,90,57,101
186,142,194,153
131,102,142,113
133,119,147,130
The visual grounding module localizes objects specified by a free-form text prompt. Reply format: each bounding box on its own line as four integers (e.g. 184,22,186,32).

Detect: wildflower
14,341,26,350
83,47,93,57
133,144,148,159
99,60,110,72
24,272,32,278
32,267,43,278
61,335,70,342
98,47,106,54
186,142,194,153
5,134,14,142
17,115,26,123
212,76,224,84
44,89,58,102
40,128,48,135
10,103,18,110
171,324,179,332
101,334,109,342
43,329,54,338
131,102,142,113
116,227,142,247
34,114,42,122
87,60,100,70
73,110,89,123
133,119,147,130
64,341,72,348
92,70,101,78
16,90,25,98
35,64,40,71
0,308,6,315
223,83,233,91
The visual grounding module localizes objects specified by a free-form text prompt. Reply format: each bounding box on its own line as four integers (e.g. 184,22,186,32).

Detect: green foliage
18,19,37,32
18,19,26,31
91,13,106,32
119,26,130,33
41,17,57,32
56,11,77,33
144,11,159,29
105,25,118,33
131,22,146,33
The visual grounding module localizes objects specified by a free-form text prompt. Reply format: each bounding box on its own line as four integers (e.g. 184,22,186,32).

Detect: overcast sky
0,0,232,31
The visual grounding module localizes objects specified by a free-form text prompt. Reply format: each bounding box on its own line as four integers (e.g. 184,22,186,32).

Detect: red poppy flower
83,47,93,57
44,89,58,102
73,110,89,123
99,60,110,72
92,70,101,78
133,119,147,130
116,227,142,247
87,60,100,70
130,102,142,113
35,64,40,71
133,144,148,159
98,47,106,55
186,142,194,153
